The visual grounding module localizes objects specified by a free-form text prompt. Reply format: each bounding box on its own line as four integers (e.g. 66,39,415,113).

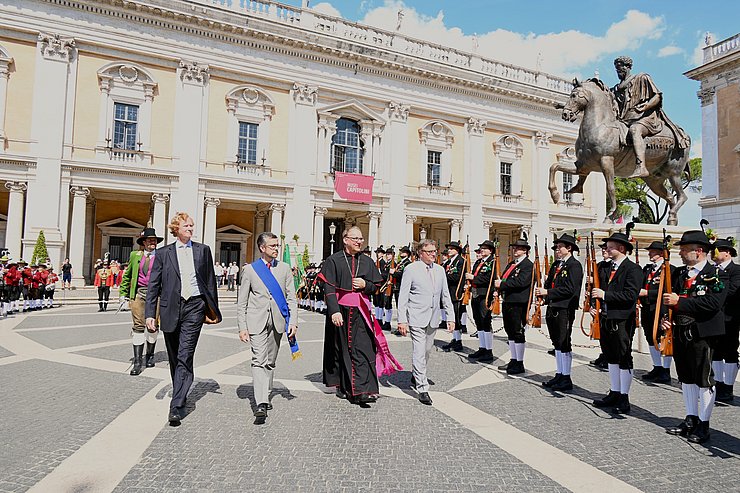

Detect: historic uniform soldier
442,241,467,352
304,265,317,311
640,241,676,383
495,234,534,375
710,237,740,402
4,259,21,313
44,266,58,309
536,233,583,391
379,247,395,331
372,246,385,320
590,245,612,370
390,246,412,333
663,230,728,443
94,261,114,311
28,264,40,311
467,240,496,363
20,260,32,312
34,263,49,310
590,231,642,414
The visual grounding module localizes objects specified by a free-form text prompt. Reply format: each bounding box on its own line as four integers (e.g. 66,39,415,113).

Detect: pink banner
333,172,374,203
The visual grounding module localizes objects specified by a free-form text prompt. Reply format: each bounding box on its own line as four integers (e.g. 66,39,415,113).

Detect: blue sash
251,260,301,360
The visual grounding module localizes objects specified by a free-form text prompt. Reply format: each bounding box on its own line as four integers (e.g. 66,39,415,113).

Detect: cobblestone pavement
1,302,738,492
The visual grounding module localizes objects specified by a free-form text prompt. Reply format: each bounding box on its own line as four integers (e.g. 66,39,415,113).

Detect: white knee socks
508,341,516,359
562,351,572,375
724,363,739,386
682,383,699,416
555,350,562,374
515,343,525,362
698,386,715,421
712,361,724,383
649,346,662,367
662,355,672,369
608,364,620,392
620,369,632,394
452,329,461,341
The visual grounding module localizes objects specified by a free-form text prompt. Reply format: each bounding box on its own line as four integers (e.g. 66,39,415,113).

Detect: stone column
269,204,285,236
4,182,27,258
464,118,487,244
405,215,417,245
0,53,12,146
384,102,411,246
203,197,220,257
698,87,718,200
312,207,327,262
151,194,169,241
367,211,382,250
449,218,462,243
532,131,553,243
68,186,90,286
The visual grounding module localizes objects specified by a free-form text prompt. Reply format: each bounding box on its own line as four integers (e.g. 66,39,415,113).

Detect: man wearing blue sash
238,232,299,424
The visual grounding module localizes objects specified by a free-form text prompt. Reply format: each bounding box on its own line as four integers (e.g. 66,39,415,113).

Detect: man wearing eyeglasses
397,239,455,405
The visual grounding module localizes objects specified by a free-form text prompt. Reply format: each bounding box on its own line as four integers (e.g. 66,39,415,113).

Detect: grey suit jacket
397,261,454,328
236,260,298,335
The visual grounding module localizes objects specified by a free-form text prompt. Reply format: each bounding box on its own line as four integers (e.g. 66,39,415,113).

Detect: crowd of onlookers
213,261,241,290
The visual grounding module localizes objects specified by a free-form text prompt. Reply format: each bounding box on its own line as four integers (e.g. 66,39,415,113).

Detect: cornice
61,161,179,182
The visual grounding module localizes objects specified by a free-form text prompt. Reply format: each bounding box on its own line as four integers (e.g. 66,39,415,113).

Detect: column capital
292,82,318,106
483,220,494,229
69,186,90,198
37,32,76,63
152,193,170,204
698,86,715,107
204,197,221,208
406,215,417,224
367,211,383,220
269,204,286,213
5,181,27,193
178,60,210,85
255,210,268,218
449,218,463,227
466,117,487,136
388,101,411,122
314,206,328,216
535,130,552,149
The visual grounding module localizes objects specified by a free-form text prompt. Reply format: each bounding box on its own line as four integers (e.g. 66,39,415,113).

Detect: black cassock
321,250,383,397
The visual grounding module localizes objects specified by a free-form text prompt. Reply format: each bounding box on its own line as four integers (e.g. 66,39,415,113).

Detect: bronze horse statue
548,78,690,225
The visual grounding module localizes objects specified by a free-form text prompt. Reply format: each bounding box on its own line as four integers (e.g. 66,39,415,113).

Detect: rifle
544,238,551,274
384,248,396,297
635,240,641,329
527,235,542,328
580,234,593,336
459,236,472,305
489,234,502,314
589,232,601,339
652,230,673,356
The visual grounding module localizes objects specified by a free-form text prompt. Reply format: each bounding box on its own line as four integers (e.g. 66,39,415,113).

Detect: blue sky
285,0,739,224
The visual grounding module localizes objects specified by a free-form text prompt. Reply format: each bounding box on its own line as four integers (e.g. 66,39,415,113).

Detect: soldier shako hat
137,227,164,246
644,241,664,251
674,230,712,248
399,246,411,256
478,240,496,252
552,233,580,252
601,232,633,253
445,241,462,252
712,237,737,257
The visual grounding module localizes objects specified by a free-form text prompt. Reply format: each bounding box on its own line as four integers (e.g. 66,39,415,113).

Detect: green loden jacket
119,249,151,299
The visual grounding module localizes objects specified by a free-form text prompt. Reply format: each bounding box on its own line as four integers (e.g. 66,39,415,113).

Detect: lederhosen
500,258,533,344
445,255,466,329
471,256,494,333
599,259,642,370
544,257,583,352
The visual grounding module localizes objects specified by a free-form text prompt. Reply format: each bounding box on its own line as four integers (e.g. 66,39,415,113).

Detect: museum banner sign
333,172,374,204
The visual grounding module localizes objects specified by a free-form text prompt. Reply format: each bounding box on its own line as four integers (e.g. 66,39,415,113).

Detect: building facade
686,32,740,238
0,0,605,284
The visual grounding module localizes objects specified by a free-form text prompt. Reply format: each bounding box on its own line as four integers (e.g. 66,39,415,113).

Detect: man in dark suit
710,237,740,402
590,231,643,414
536,233,583,392
663,230,728,443
467,240,496,363
495,234,534,375
146,212,222,426
442,241,467,352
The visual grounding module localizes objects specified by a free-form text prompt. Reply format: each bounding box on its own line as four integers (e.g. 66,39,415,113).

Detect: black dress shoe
653,367,671,384
543,373,562,388
470,331,478,338
641,366,661,381
666,415,699,437
507,360,525,375
498,359,514,371
593,390,620,408
460,326,468,334
547,349,555,356
254,403,268,418
716,384,734,403
613,394,631,414
168,409,182,426
687,420,711,443
477,349,494,363
550,375,573,391
418,392,433,405
266,403,273,411
335,388,348,400
443,340,463,352
468,348,486,360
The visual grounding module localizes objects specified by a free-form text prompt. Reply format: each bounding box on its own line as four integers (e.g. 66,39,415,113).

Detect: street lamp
419,226,427,241
329,221,336,255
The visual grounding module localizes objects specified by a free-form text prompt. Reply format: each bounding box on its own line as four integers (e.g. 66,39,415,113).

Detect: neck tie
609,262,617,283
180,247,194,299
142,253,151,275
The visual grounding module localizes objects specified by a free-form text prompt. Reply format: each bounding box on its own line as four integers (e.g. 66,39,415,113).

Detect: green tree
302,244,310,266
31,230,49,266
614,158,702,224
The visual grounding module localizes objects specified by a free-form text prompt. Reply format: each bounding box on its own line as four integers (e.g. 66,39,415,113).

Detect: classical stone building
0,0,605,284
686,33,740,238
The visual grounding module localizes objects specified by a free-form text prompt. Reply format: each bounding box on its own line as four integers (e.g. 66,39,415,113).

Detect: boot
460,325,468,334
641,366,662,381
550,375,573,391
653,367,671,384
477,349,494,363
468,348,486,360
498,359,514,371
716,383,734,403
145,341,156,368
442,340,463,353
687,420,711,444
507,360,525,375
593,390,620,408
667,415,699,437
98,303,104,312
383,321,392,332
130,345,144,376
613,393,631,414
543,373,563,388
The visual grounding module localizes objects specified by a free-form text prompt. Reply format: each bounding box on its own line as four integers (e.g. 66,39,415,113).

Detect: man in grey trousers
237,232,298,424
397,239,455,405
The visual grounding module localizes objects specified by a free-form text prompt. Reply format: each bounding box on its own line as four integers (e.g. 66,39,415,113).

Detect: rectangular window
108,236,133,263
426,150,441,187
113,103,139,151
237,122,259,165
500,162,512,195
563,172,573,202
331,120,363,174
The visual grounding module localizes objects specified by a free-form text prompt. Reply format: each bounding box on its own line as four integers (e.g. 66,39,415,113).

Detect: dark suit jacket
544,255,583,310
639,262,678,308
145,241,222,332
600,257,642,320
445,254,466,300
672,262,728,338
499,257,533,305
721,261,740,322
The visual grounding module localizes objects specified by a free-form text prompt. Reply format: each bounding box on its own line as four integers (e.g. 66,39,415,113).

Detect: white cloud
690,138,702,159
657,45,683,57
354,2,665,76
312,2,342,18
690,31,712,66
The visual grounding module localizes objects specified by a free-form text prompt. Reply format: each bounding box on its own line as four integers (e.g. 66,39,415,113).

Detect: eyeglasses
264,244,280,250
421,249,437,254
345,237,364,242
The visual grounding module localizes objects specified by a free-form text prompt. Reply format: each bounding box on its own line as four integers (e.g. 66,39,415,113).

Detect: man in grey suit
237,232,298,424
397,239,455,405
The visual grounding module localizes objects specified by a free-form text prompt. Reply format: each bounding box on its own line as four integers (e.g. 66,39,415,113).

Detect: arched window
331,118,364,174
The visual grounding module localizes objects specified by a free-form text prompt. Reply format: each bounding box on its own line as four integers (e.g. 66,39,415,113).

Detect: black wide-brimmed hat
674,230,712,248
510,232,531,250
713,237,737,257
478,240,496,251
644,240,664,251
445,241,463,252
601,232,634,253
552,233,580,252
375,245,385,253
137,227,164,246
399,246,411,255
361,245,371,253
385,246,395,254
